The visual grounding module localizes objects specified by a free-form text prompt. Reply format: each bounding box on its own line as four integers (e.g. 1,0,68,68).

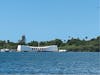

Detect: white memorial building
17,45,58,52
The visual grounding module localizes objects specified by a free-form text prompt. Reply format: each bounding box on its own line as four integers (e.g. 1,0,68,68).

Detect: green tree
28,40,38,46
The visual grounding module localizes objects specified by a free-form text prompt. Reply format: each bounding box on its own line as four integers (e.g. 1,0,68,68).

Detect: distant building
17,45,58,52
59,49,67,52
0,49,16,52
0,49,9,52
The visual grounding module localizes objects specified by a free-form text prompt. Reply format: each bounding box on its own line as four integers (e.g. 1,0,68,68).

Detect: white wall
45,45,58,52
17,45,33,52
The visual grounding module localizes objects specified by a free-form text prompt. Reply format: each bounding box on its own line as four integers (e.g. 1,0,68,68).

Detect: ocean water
0,52,100,74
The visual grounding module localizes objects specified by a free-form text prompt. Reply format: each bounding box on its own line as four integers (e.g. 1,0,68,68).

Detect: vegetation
0,35,100,52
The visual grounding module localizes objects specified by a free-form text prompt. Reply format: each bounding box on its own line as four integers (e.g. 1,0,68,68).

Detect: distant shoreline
0,36,100,52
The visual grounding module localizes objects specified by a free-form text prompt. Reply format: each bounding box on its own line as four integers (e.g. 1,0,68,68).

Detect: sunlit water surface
0,52,100,74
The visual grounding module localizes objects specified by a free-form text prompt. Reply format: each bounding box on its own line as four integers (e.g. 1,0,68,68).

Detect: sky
0,0,99,42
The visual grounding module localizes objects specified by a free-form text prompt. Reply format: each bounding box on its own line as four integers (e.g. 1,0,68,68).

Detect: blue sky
0,0,99,42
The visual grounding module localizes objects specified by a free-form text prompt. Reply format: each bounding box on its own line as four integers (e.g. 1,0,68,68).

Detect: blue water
0,52,100,74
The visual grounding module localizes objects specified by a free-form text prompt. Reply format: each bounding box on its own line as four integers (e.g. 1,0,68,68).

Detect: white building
0,49,9,52
17,45,58,52
59,49,67,52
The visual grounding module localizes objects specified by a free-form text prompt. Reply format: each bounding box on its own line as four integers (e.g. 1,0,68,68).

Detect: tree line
0,35,100,52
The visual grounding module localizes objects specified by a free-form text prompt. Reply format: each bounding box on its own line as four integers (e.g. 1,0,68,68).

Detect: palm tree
85,36,88,40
